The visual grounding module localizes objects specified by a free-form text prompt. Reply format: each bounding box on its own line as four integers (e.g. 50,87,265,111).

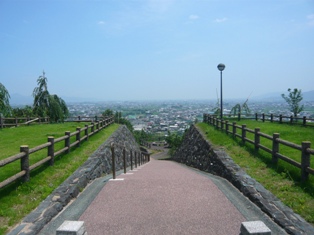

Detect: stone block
240,221,271,235
56,220,87,235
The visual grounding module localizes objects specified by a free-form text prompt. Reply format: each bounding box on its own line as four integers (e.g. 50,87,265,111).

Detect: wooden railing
0,116,114,189
0,116,50,128
203,114,314,181
65,116,106,122
223,113,314,126
110,142,150,179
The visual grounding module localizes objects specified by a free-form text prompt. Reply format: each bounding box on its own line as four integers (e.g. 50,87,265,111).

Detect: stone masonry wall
173,124,314,235
9,125,140,235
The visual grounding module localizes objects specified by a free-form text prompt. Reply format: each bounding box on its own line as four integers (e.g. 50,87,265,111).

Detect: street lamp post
217,63,225,119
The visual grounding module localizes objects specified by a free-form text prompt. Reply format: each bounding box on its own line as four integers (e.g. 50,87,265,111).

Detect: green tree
102,109,114,117
32,71,69,122
12,105,34,117
165,131,184,155
0,82,11,116
48,94,69,122
33,71,49,117
281,88,304,118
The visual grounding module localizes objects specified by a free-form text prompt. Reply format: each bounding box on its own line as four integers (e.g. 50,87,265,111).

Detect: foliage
0,83,11,116
32,71,69,122
102,109,114,117
32,71,49,117
47,94,69,122
11,106,34,117
133,129,152,143
102,109,133,132
230,100,251,116
165,131,184,155
114,111,133,132
281,88,304,117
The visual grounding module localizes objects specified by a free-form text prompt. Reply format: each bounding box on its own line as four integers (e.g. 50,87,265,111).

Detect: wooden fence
65,116,106,122
203,114,314,181
0,116,50,128
0,116,114,189
225,113,314,126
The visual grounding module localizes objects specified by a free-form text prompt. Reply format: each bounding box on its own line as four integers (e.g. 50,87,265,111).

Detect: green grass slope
197,121,314,225
0,123,119,234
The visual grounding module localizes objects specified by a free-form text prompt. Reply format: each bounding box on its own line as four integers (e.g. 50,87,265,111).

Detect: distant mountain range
250,90,314,102
9,90,314,106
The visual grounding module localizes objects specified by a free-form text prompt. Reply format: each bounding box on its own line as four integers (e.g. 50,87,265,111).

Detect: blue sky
1,0,313,102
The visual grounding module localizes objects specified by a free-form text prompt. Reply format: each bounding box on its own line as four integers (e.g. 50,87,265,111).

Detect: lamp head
217,63,225,71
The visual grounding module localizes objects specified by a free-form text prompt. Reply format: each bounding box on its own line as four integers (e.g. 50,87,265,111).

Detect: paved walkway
40,151,287,234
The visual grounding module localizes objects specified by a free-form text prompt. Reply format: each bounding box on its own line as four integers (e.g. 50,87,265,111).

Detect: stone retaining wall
173,124,314,235
8,125,140,235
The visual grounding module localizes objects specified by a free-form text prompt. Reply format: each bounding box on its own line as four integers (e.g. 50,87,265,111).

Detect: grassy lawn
0,123,119,235
197,122,314,225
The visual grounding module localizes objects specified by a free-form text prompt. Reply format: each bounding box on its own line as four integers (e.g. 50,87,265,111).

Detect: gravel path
80,156,246,235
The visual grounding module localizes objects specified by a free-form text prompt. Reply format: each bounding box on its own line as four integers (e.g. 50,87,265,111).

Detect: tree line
0,71,69,122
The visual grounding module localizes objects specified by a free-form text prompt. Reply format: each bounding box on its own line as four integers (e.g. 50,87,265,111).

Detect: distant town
67,99,314,137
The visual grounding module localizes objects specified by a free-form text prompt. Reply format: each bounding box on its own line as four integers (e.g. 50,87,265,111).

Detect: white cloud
307,14,314,26
214,17,228,23
98,21,105,25
189,14,199,20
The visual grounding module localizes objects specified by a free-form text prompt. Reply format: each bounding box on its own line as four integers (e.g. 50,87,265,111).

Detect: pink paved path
80,157,246,234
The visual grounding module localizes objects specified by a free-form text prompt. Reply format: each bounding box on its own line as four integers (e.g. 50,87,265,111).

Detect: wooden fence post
96,121,99,132
123,146,126,174
255,113,258,121
301,141,311,181
0,116,3,128
242,125,246,144
85,124,89,141
48,136,55,166
262,113,265,122
15,117,18,127
290,115,293,123
130,150,133,170
76,127,81,147
20,145,30,182
225,120,229,134
279,115,282,124
303,116,306,126
254,128,260,151
65,131,71,153
272,133,280,164
270,114,273,122
111,143,116,179
232,122,236,138
221,119,224,130
135,151,137,168
91,122,95,133
238,112,240,121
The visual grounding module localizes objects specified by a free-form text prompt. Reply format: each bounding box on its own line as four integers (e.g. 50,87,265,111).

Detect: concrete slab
241,221,271,235
56,220,86,235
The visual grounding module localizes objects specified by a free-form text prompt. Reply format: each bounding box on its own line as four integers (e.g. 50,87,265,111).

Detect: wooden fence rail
0,116,50,128
0,116,114,189
203,114,314,181
65,116,106,122
223,113,314,126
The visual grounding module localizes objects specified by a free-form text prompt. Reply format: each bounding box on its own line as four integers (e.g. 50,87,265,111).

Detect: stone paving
78,152,286,235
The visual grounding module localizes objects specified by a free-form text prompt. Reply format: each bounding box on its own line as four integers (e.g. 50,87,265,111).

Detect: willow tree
32,71,69,122
0,82,11,116
33,71,49,117
230,100,251,116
